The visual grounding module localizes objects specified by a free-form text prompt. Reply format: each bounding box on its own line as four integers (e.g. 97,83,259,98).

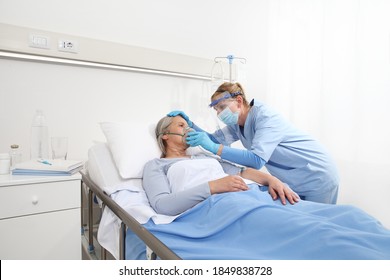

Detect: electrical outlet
29,34,50,49
58,39,78,53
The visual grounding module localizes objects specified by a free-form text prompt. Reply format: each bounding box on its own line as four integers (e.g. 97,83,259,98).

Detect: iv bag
235,60,247,84
210,61,224,92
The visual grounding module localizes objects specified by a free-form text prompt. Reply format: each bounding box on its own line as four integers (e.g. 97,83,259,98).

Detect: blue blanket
126,186,390,259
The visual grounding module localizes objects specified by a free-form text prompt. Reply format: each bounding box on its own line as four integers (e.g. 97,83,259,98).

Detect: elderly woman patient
142,114,390,260
143,115,299,216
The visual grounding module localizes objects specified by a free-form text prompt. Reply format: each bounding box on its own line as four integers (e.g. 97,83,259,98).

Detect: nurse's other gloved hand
167,110,193,127
186,131,219,154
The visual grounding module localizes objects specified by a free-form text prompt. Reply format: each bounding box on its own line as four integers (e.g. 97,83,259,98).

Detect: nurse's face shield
209,91,241,113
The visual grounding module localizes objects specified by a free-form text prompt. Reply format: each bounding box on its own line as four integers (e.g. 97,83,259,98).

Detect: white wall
261,0,390,228
1,0,389,228
0,57,212,159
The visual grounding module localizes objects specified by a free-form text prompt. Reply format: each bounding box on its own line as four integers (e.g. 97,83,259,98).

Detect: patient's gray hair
155,116,173,157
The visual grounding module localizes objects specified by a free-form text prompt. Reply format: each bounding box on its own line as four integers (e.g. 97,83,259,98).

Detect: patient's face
167,116,190,147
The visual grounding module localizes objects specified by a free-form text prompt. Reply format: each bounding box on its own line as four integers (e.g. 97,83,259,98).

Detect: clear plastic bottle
0,153,11,174
10,144,22,169
30,110,49,159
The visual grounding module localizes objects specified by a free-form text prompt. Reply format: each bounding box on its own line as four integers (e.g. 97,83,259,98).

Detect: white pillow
100,122,160,179
87,142,143,194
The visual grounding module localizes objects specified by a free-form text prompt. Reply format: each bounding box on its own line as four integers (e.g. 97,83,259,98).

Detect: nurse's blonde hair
155,116,173,158
211,82,249,106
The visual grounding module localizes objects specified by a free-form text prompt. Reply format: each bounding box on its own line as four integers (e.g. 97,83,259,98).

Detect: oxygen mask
164,126,194,146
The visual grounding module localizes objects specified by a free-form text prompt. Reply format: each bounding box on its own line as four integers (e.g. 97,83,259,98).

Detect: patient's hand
240,168,299,205
209,175,249,194
268,177,300,205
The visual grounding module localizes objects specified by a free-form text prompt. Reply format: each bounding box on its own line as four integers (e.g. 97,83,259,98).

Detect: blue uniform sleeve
143,159,211,216
193,123,265,169
221,146,266,170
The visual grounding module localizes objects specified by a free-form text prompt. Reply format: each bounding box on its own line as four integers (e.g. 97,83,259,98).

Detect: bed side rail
80,170,181,260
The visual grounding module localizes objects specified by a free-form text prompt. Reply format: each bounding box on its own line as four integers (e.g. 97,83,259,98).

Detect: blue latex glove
167,110,193,127
186,131,219,154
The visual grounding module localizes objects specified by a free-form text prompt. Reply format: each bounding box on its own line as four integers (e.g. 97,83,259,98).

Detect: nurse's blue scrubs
212,99,339,204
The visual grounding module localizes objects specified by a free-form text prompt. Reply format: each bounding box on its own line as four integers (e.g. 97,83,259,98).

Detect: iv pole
214,55,247,82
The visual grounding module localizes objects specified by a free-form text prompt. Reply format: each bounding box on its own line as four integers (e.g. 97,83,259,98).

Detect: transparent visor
212,98,235,114
209,91,241,108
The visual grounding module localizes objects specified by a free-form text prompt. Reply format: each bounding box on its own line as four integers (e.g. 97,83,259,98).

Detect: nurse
169,82,339,204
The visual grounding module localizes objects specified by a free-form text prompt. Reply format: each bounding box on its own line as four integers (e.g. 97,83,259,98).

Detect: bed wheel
146,246,157,260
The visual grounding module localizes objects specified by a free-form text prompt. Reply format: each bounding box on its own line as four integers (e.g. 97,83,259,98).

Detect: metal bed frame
80,170,181,260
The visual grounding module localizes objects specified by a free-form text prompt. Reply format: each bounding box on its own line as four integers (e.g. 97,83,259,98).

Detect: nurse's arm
221,146,266,169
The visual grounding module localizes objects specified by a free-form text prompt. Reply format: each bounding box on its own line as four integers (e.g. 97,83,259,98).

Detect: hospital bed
80,122,390,260
81,141,180,260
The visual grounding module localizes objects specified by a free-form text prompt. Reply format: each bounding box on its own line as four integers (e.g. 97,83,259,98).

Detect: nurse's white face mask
209,91,242,126
217,103,239,126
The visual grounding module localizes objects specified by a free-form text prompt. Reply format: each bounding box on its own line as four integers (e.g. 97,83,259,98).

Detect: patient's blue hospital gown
208,99,339,204
139,156,390,260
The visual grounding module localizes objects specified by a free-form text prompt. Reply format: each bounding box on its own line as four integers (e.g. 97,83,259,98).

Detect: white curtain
263,0,390,226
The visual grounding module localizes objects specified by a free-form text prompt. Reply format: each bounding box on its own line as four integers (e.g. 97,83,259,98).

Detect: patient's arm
143,159,251,215
143,159,211,216
240,168,300,205
209,175,249,194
